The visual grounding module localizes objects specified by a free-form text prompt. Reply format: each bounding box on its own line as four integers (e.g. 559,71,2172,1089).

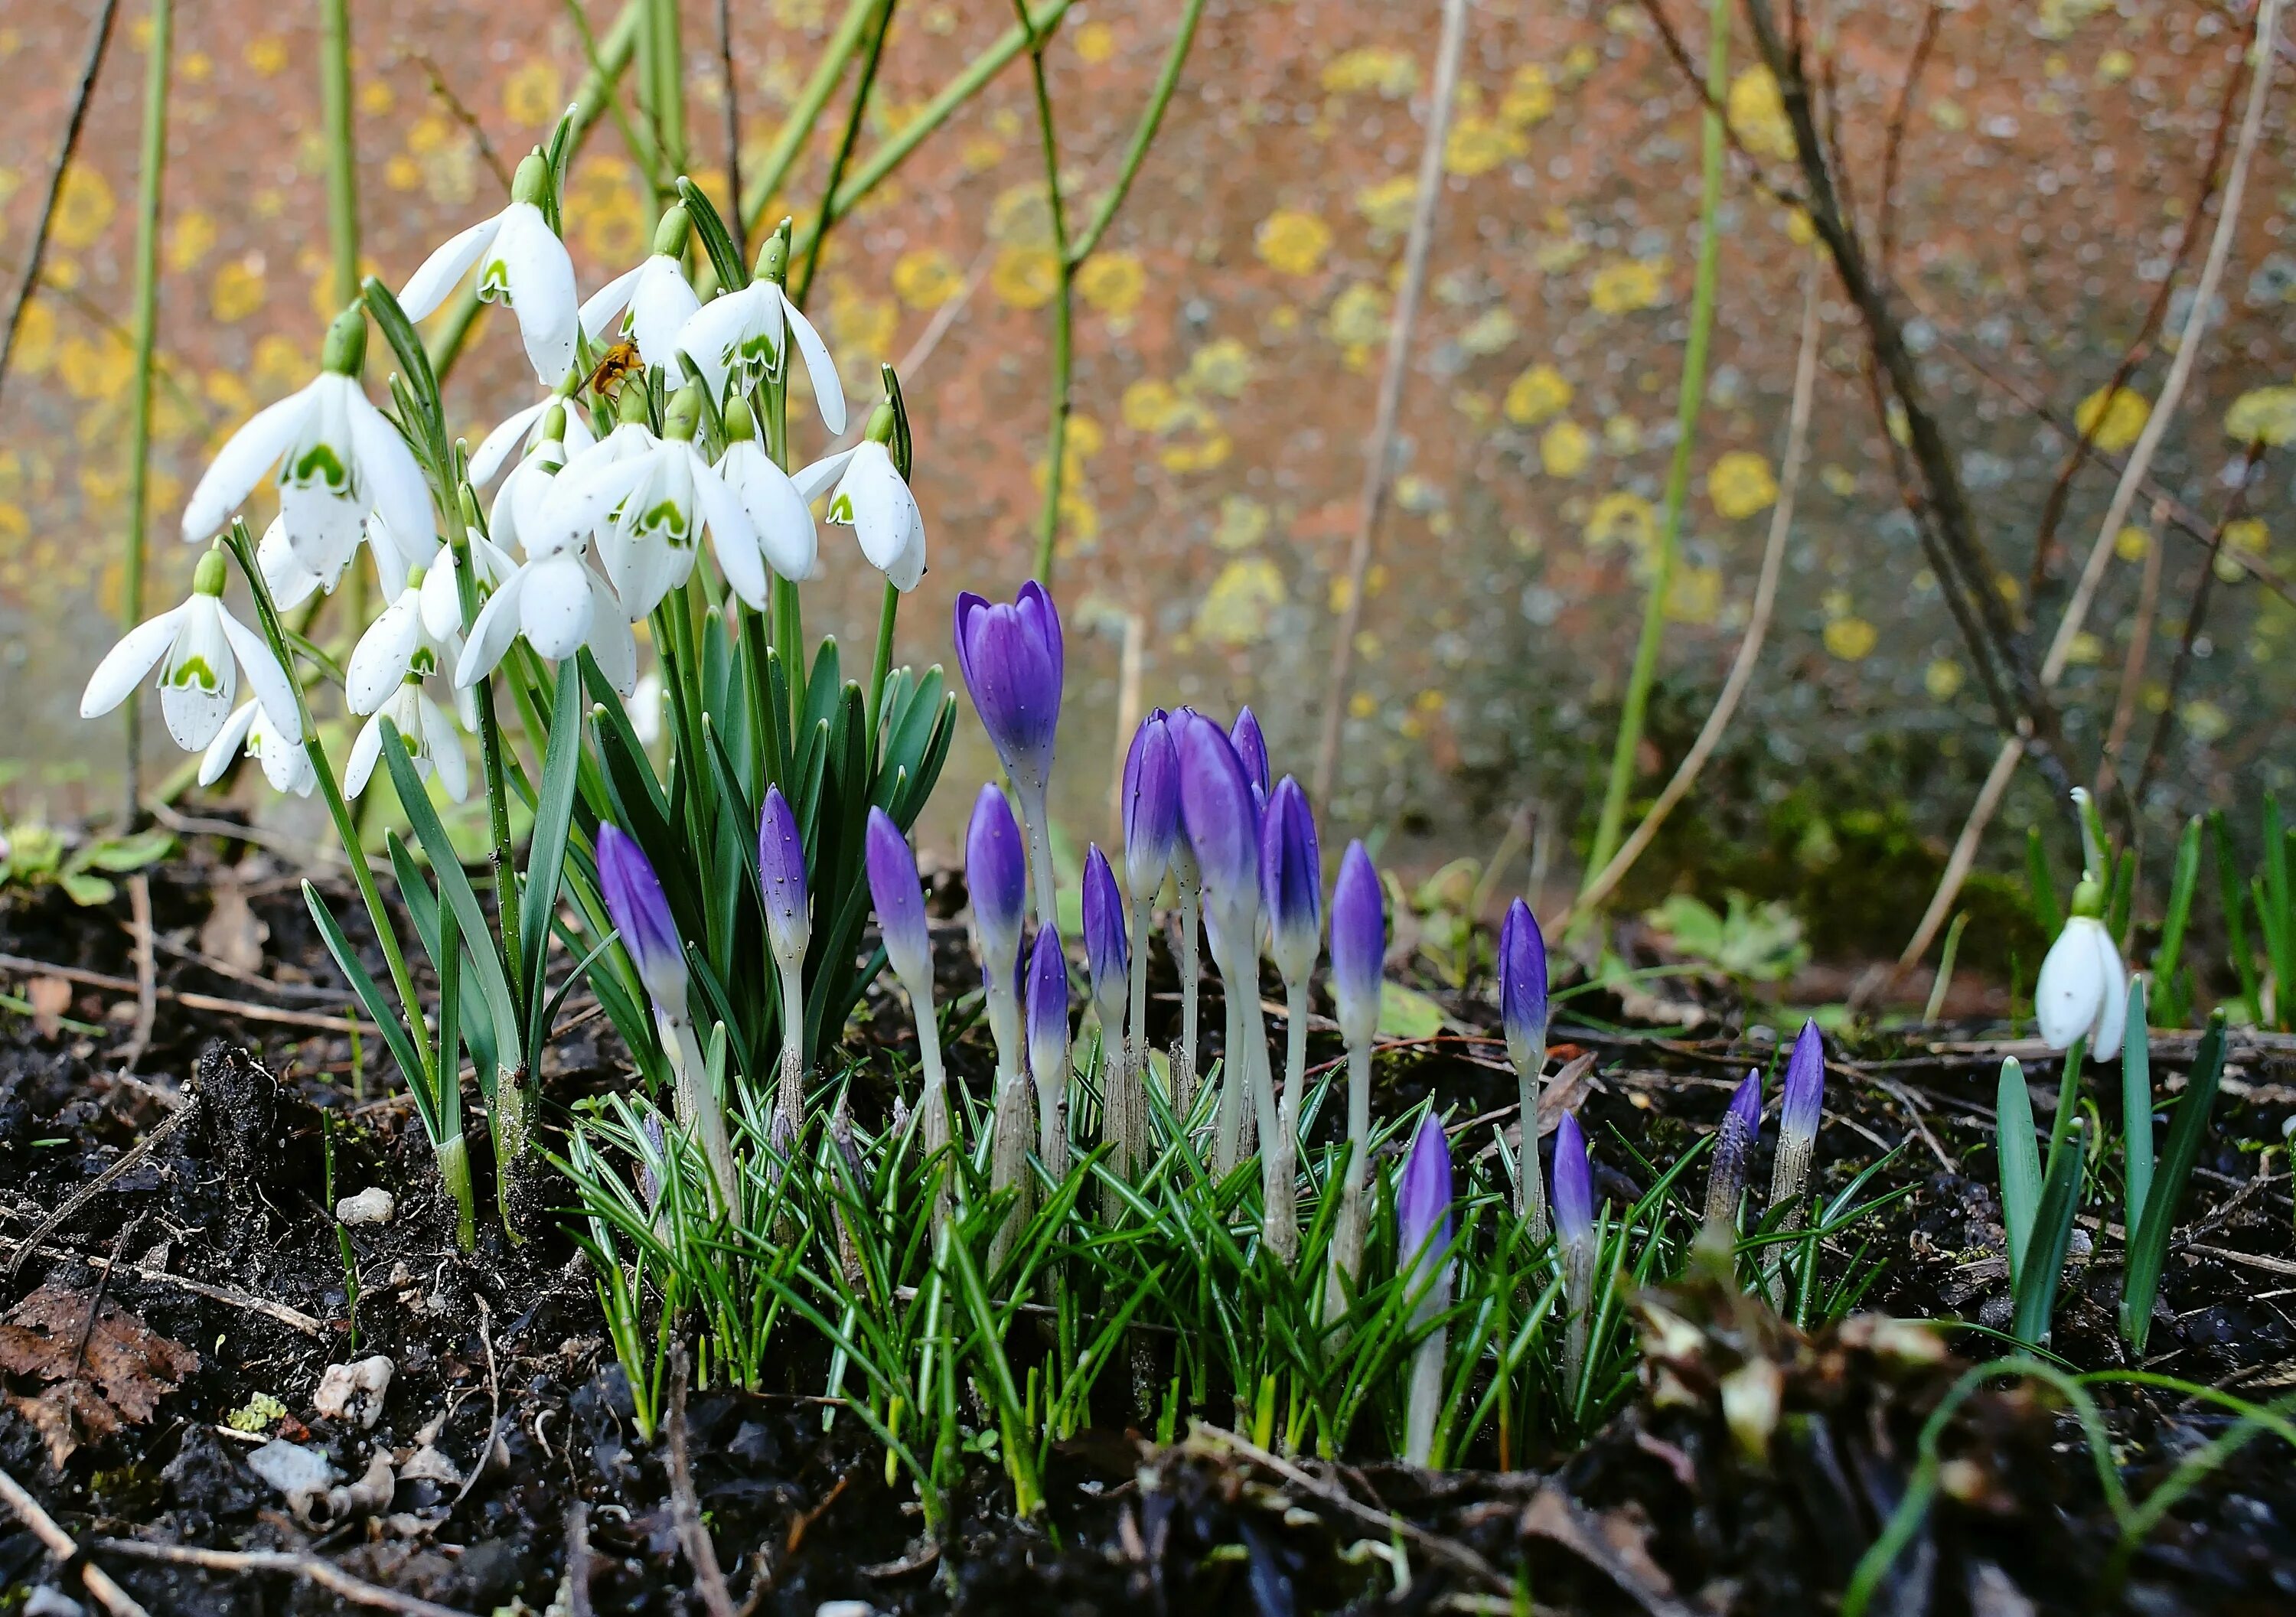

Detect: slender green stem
737,0,882,229
319,0,359,314
452,525,523,1006
224,526,433,1084
792,0,895,308
1583,0,1730,891
119,0,171,828
865,579,899,766
1066,0,1205,265
1010,0,1074,585
647,0,687,187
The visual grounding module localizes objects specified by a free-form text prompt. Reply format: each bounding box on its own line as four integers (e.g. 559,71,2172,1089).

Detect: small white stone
335,1187,395,1225
816,1603,876,1617
313,1354,394,1429
246,1438,334,1519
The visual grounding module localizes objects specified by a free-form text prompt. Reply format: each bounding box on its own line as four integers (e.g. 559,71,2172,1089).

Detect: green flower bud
755,220,791,286
321,305,369,376
2069,875,2106,921
618,378,652,427
664,384,703,442
193,547,230,597
511,151,552,207
864,400,897,446
723,396,758,443
653,204,692,259
542,403,567,443
407,564,429,588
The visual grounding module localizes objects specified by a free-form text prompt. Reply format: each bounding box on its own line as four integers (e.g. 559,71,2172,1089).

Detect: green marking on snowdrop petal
168,655,220,692
410,647,439,678
827,493,855,523
639,498,690,541
480,256,515,305
292,440,354,493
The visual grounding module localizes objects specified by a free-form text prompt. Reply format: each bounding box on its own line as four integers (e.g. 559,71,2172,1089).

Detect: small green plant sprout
0,820,174,908
2120,1008,2229,1355
1995,1055,2087,1348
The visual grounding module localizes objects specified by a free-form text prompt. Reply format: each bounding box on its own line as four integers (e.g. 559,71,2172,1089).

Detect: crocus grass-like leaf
1996,1058,2042,1290
380,722,523,1072
2012,1117,2086,1348
2026,825,2061,936
519,659,585,1024
2122,1010,2229,1354
303,879,439,1139
676,175,750,295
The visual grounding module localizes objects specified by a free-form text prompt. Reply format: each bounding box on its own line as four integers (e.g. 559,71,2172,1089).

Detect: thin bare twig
668,1348,737,1617
0,0,121,409
93,1540,474,1617
2096,497,2169,799
1561,256,1821,926
1313,0,1471,803
716,0,745,264
566,1503,596,1617
409,53,511,192
1629,0,1805,209
1875,0,1942,278
0,1224,325,1335
5,1100,197,1280
120,874,157,1074
0,1465,152,1617
0,949,382,1035
2135,446,2265,804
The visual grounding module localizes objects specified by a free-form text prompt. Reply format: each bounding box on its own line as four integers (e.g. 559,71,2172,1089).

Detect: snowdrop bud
1499,898,1548,1079
1026,924,1071,1089
1260,776,1322,987
511,150,550,206
652,203,692,259
757,785,810,974
966,784,1027,983
863,807,932,995
1081,846,1128,1029
1704,1071,1763,1228
320,305,367,376
596,823,687,1012
1328,841,1384,1052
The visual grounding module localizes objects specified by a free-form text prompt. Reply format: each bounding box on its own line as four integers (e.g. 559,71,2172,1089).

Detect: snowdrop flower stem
448,497,523,989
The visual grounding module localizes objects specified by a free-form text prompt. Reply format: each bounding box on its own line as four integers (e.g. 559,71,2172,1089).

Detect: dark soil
3,846,2294,1615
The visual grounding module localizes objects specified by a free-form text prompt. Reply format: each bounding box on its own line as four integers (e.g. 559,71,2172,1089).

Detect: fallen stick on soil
564,1503,596,1617
1188,1423,1509,1593
0,950,381,1035
667,1348,738,1617
92,1540,475,1617
0,1464,153,1617
5,1098,199,1279
0,1226,324,1336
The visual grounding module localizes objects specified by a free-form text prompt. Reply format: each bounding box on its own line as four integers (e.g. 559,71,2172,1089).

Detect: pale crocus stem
1398,1113,1453,1468
1213,983,1246,1173
1518,1064,1549,1245
1561,1230,1595,1398
659,1006,739,1217
1264,978,1310,1266
1324,1040,1375,1328
1404,1319,1448,1469
988,1066,1034,1274
1017,783,1059,932
1176,872,1202,1113
912,993,955,1227
1125,892,1155,1156
775,959,807,1149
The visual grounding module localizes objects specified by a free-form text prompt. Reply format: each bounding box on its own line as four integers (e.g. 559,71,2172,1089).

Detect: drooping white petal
687,444,758,570
720,441,819,585
158,596,236,750
420,556,465,641
2034,917,2108,1053
520,551,597,658
791,448,856,506
457,571,527,687
421,693,470,803
80,605,189,717
578,262,645,341
182,386,313,542
488,203,579,384
2088,923,2128,1061
344,712,387,797
256,709,316,796
585,567,639,695
471,399,552,486
217,604,305,743
399,213,504,321
782,295,846,435
833,444,924,588
673,283,769,401
347,389,435,560
257,517,323,609
537,448,651,557
347,591,423,714
881,497,928,592
197,702,262,787
628,257,703,369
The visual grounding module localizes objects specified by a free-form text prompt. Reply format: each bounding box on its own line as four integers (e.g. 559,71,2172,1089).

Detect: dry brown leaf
26,976,72,1039
199,870,269,976
0,1283,199,1465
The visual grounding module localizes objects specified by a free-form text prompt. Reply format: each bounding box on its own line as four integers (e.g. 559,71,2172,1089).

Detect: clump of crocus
598,824,738,1214
969,785,1033,1265
1326,841,1385,1315
1260,776,1322,1265
1399,1110,1453,1468
1175,712,1270,1174
1704,1071,1762,1231
954,582,1063,927
864,808,951,1190
1026,924,1072,1184
1769,1020,1825,1212
1499,898,1550,1240
1554,1110,1597,1397
1081,846,1134,1184
1121,710,1182,1121
758,786,811,1151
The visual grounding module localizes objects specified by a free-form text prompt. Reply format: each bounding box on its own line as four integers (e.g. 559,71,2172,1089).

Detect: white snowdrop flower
199,700,315,797
2035,905,2127,1061
346,677,471,804
579,204,703,370
671,249,845,433
456,547,636,696
629,672,665,747
80,549,305,752
710,397,819,601
468,391,595,486
539,385,755,621
256,516,325,611
181,310,432,588
347,565,465,716
797,406,924,591
397,152,579,386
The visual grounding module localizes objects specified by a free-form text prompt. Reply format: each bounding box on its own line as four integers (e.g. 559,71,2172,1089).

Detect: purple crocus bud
1261,777,1322,986
1230,706,1270,799
1771,1019,1825,1206
953,581,1063,801
864,807,931,993
597,823,687,1009
1121,709,1182,900
1398,1110,1453,1272
965,782,1027,980
1499,898,1548,1078
1081,846,1128,1028
1026,923,1071,1086
758,785,810,973
1174,711,1261,967
1704,1070,1762,1228
1552,1111,1594,1252
1328,841,1384,1052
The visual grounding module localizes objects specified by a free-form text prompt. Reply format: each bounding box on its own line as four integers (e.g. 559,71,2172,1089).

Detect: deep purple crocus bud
1121,709,1181,900
597,823,687,1009
1328,841,1384,1051
1398,1110,1453,1272
1174,711,1261,967
953,581,1063,802
1026,923,1071,1088
1230,706,1270,799
1771,1019,1826,1206
1081,845,1129,1029
758,785,810,973
1261,775,1322,986
1552,1111,1594,1251
864,807,931,993
965,782,1027,980
1704,1070,1762,1227
1499,898,1548,1078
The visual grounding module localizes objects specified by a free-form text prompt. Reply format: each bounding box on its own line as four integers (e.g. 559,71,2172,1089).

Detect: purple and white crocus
1081,846,1136,1181
1553,1110,1597,1395
1326,841,1385,1307
597,823,738,1213
1260,775,1322,1266
1770,1019,1825,1210
864,808,951,1186
1499,898,1551,1239
954,582,1063,927
1399,1111,1453,1468
1175,711,1271,1175
1120,709,1182,1123
1026,923,1071,1182
1704,1071,1763,1231
759,786,811,1147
